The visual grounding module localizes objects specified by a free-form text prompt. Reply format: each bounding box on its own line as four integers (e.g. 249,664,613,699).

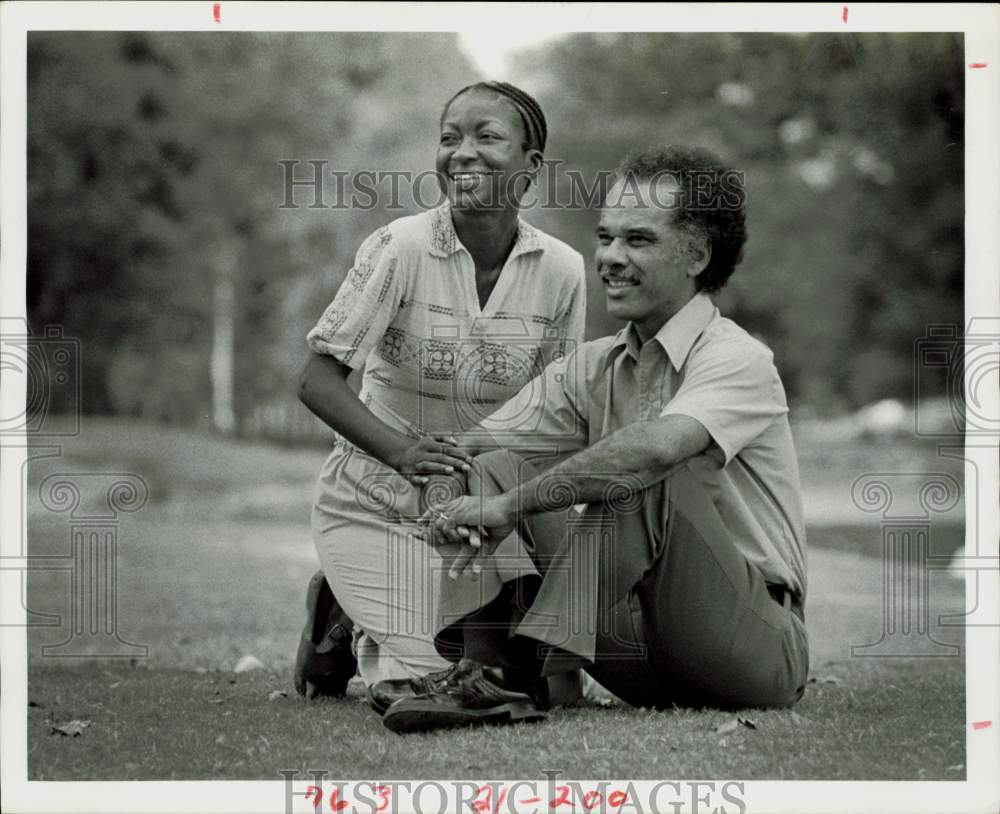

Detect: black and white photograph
1,3,997,813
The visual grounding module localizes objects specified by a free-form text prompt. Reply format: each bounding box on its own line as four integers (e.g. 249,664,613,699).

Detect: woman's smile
449,171,487,193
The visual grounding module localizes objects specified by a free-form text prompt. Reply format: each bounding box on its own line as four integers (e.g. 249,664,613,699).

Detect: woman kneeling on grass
294,81,586,714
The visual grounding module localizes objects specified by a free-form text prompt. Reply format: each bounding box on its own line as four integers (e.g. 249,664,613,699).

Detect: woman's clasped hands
418,492,517,581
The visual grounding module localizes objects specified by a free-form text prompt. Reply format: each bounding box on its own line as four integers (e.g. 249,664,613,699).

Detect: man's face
595,177,706,342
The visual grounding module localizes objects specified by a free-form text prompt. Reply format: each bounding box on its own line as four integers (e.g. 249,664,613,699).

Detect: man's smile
602,274,640,294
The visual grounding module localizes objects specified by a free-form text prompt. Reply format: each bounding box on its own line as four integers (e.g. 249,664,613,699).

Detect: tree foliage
26,32,963,430
515,32,963,413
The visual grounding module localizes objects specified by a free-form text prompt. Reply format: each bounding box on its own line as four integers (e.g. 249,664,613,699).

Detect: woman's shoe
293,571,357,699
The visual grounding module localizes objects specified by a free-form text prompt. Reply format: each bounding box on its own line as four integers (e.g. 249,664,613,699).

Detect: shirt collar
603,292,717,372
428,202,544,261
605,323,642,368
654,292,717,370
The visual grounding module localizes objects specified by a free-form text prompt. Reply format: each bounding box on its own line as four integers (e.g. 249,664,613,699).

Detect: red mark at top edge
969,63,988,69
842,6,848,23
213,2,221,23
972,720,992,730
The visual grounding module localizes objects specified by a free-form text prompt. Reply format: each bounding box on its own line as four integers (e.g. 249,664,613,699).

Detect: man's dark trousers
435,450,809,710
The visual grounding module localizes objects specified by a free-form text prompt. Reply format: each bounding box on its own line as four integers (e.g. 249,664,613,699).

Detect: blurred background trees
26,31,963,437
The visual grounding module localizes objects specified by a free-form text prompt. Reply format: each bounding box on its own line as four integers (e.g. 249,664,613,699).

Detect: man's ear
686,234,712,278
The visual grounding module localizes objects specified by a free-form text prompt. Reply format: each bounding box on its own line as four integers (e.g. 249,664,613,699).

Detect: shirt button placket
638,346,656,421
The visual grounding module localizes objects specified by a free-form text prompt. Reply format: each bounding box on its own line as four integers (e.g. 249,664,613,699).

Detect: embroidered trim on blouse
428,203,544,260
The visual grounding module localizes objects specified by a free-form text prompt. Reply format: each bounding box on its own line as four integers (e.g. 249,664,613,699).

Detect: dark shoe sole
382,699,546,734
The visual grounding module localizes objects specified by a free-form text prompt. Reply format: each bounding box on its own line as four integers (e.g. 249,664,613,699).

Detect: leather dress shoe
367,679,416,716
367,661,478,715
293,571,357,699
381,659,547,734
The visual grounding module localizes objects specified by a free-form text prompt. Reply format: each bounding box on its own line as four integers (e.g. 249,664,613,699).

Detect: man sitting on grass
381,144,809,734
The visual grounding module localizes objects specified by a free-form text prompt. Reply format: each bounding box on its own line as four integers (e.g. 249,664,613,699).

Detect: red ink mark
374,785,391,813
549,784,573,808
582,791,603,810
472,784,507,814
842,6,848,23
521,798,541,805
972,720,993,730
472,785,490,813
327,789,349,812
969,63,988,69
213,2,220,23
609,790,628,809
305,787,322,814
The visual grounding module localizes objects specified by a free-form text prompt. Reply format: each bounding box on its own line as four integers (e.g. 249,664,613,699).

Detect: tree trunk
210,241,237,434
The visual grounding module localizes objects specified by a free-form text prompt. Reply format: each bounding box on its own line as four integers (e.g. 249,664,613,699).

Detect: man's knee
468,449,531,496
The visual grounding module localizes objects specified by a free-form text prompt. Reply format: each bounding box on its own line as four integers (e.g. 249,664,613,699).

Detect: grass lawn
27,656,964,781
20,416,969,780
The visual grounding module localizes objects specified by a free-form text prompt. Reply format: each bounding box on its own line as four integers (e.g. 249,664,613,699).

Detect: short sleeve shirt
306,203,586,439
478,292,808,598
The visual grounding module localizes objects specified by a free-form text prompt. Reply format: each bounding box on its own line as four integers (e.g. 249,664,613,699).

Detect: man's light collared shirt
479,292,808,598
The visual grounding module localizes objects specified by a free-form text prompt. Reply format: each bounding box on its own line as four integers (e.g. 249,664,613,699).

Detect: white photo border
2,3,997,813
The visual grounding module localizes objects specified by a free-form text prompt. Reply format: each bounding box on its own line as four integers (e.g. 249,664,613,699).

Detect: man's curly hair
615,145,748,293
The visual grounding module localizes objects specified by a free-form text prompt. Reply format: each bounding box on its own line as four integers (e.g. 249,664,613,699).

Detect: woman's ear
525,148,543,175
516,149,543,196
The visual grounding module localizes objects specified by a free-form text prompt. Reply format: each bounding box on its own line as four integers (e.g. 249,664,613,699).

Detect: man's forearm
454,427,577,460
504,415,711,516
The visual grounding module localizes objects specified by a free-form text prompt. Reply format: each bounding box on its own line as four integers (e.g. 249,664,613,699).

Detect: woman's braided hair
441,81,547,153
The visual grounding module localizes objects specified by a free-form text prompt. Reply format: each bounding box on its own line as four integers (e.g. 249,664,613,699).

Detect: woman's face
436,90,542,213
